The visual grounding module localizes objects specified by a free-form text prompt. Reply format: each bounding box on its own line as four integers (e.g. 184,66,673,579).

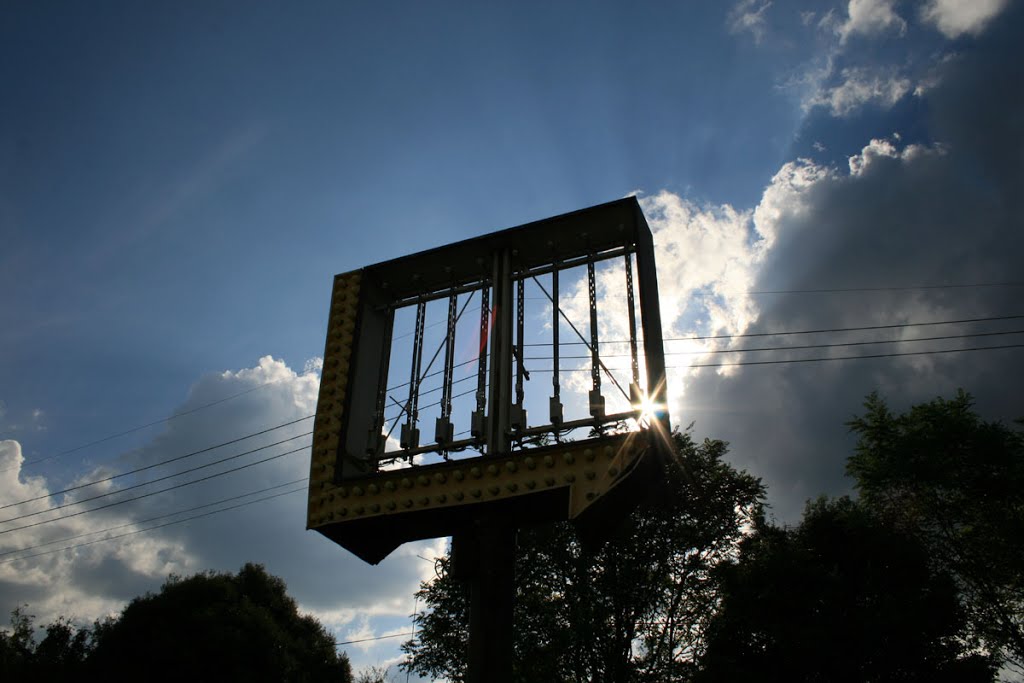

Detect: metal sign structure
307,197,671,565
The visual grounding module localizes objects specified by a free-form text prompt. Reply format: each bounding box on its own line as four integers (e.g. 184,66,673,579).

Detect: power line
0,478,308,560
526,282,1024,300
0,415,314,512
524,328,1024,361
750,282,1024,294
6,380,281,472
523,314,1024,347
0,483,307,565
0,443,310,536
334,632,414,646
683,343,1024,368
0,431,312,525
526,343,1024,373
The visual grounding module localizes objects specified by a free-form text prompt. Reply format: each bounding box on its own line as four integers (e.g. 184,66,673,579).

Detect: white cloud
806,66,912,116
728,0,773,44
921,0,1009,38
0,355,440,673
836,0,907,43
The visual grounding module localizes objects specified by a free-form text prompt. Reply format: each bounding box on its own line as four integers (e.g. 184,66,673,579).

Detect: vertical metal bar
442,291,457,419
624,250,642,406
472,284,490,441
436,289,457,450
368,306,394,456
634,210,671,432
401,301,426,450
487,250,513,456
515,278,525,407
550,264,562,426
552,266,559,398
587,258,604,418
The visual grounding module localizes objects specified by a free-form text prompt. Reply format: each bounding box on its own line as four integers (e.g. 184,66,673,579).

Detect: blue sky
2,0,1022,676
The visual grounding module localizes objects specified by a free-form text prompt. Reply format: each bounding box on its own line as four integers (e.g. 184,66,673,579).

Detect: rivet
505,461,517,473
609,466,619,477
436,494,447,504
489,486,500,496
368,484,379,495
419,496,430,506
403,499,414,508
604,446,614,457
544,477,556,487
563,453,575,465
418,475,430,487
525,480,536,490
584,448,595,462
338,488,349,498
543,455,554,468
453,491,465,501
338,507,348,517
487,464,499,476
471,467,482,478
471,489,482,498
434,473,447,484
524,457,536,470
352,486,364,497
402,478,413,489
386,500,397,511
587,491,596,501
507,482,518,492
384,481,396,491
354,505,365,514
564,473,576,483
453,469,465,481
369,503,380,513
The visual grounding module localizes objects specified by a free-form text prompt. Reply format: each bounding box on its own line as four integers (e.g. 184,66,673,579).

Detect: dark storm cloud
681,6,1024,522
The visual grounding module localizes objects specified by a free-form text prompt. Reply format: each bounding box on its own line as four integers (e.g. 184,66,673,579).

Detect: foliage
354,664,398,683
698,497,995,682
2,564,352,682
401,431,766,682
0,607,94,679
846,390,1024,672
89,562,352,681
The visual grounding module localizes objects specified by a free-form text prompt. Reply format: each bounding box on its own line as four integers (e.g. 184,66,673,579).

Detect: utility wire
334,632,414,646
526,282,1024,300
0,478,308,560
525,343,1024,373
750,282,1024,294
524,328,1024,361
0,442,311,534
0,483,307,565
0,415,314,512
5,380,281,472
523,314,1024,347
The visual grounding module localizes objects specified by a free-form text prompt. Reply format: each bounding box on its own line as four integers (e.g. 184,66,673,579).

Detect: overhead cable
0,443,310,535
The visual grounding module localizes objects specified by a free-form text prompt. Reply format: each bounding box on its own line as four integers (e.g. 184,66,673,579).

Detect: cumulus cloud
0,356,440,672
805,66,913,116
835,0,907,43
921,0,1010,38
674,12,1024,520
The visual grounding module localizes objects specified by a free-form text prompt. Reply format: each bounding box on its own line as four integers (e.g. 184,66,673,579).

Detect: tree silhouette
88,562,351,682
698,497,995,682
847,390,1024,673
402,431,766,682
